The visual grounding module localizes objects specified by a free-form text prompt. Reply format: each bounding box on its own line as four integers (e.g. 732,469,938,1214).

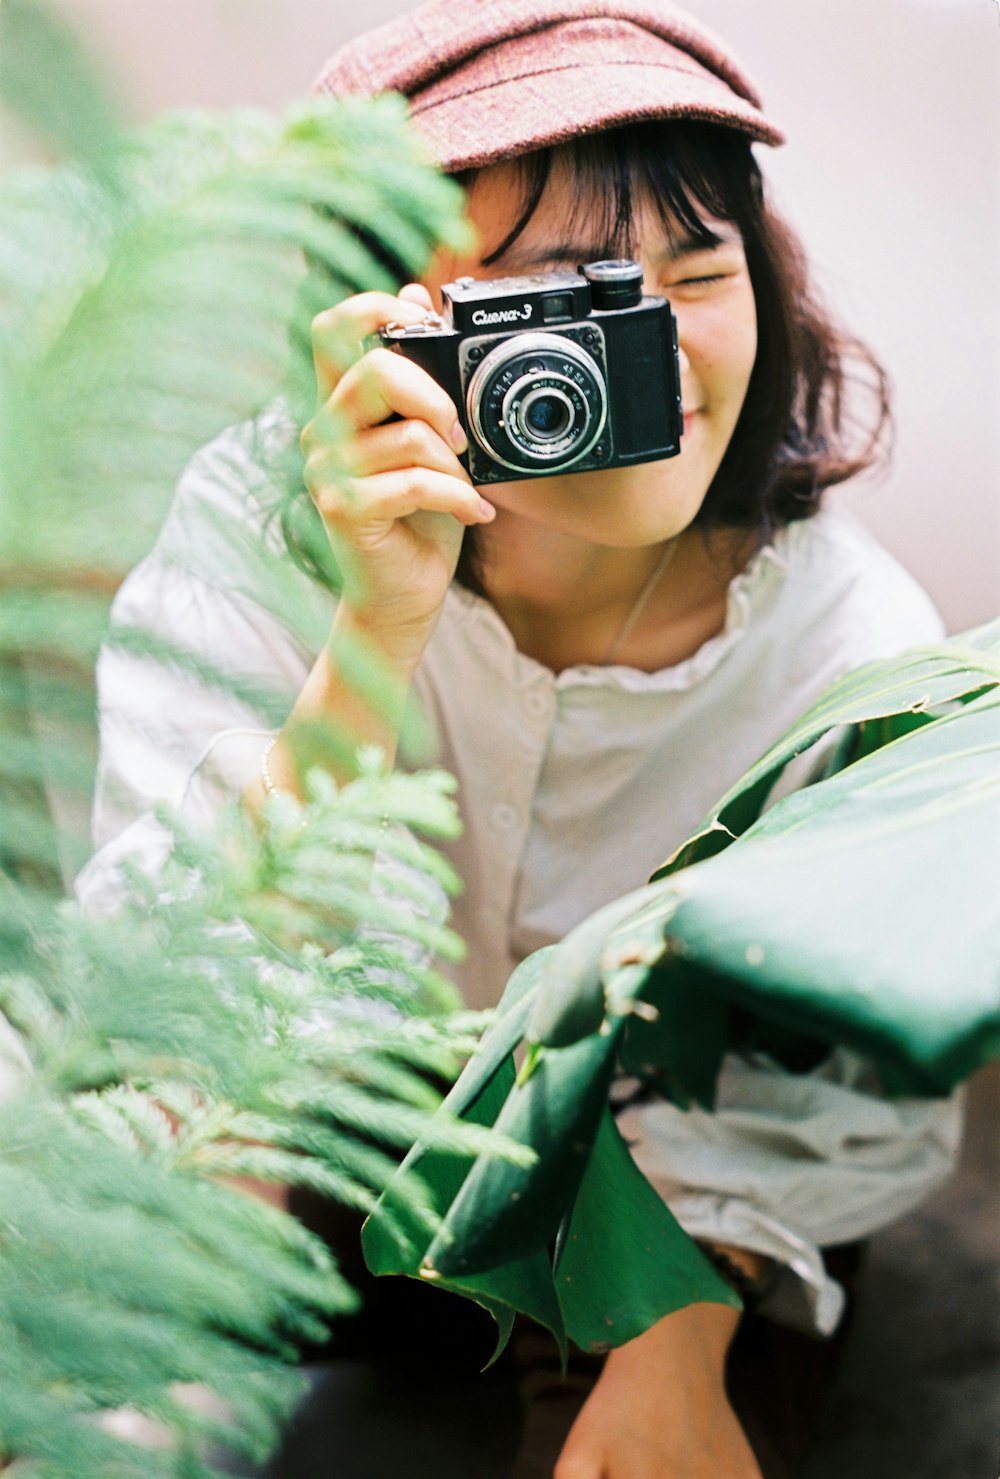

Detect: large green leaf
364,1060,737,1360
658,617,1000,874
425,1027,622,1276
362,1055,568,1365
362,953,568,1359
555,1111,738,1353
366,620,1000,1346
650,687,1000,1093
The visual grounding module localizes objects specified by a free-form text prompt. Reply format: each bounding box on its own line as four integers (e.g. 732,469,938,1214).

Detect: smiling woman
76,1,967,1475
397,162,757,676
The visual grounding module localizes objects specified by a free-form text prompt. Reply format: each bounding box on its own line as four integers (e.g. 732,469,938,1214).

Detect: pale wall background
43,0,1000,632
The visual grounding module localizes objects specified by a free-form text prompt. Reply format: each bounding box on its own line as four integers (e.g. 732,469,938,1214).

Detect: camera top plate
443,271,592,335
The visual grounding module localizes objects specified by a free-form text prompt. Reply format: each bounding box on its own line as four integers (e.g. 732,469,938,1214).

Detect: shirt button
524,689,552,719
491,801,518,831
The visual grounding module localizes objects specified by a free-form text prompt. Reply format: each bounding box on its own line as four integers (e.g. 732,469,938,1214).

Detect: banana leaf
364,618,1000,1348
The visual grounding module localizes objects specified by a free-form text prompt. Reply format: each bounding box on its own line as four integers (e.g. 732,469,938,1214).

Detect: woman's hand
242,283,495,802
554,1303,762,1479
301,283,495,651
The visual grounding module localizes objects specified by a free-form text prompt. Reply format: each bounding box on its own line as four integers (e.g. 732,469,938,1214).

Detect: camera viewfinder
541,293,575,323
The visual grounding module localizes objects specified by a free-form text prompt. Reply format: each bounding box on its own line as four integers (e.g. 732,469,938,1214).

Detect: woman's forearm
557,1299,762,1479
243,602,434,809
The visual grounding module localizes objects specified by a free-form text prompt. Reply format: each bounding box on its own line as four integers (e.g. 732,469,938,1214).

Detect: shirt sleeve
78,416,327,910
617,1047,964,1335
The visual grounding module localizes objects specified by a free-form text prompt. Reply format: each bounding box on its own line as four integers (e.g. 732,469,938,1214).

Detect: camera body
378,260,683,485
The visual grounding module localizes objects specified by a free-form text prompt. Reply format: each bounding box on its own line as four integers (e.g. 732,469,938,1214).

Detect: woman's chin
482,460,710,546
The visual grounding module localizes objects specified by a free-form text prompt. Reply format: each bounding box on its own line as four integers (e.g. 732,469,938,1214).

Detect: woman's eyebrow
486,227,742,274
656,227,741,260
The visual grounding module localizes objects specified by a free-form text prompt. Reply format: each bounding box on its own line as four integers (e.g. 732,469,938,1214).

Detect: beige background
35,0,1000,632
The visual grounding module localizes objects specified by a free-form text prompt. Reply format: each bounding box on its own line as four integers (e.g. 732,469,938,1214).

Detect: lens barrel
465,332,608,474
518,387,575,441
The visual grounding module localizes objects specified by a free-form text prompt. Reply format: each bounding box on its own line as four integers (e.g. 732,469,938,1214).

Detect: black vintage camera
378,260,683,485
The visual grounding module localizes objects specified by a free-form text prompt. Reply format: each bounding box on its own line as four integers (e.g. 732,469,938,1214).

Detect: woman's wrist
695,1240,776,1311
246,604,432,810
563,1301,763,1479
330,597,438,678
602,1299,741,1392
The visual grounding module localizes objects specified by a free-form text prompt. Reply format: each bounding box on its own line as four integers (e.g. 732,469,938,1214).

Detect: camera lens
520,389,573,441
465,332,608,475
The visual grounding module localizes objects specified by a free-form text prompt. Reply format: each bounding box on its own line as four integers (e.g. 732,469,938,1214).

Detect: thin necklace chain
602,537,680,665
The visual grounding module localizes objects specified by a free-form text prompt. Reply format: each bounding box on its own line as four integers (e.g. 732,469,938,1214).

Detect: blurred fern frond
0,758,526,1476
1,0,470,887
0,5,497,1475
1,96,468,575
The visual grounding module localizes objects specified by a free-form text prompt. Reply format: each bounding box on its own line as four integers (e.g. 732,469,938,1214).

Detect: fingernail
478,497,495,520
450,420,469,453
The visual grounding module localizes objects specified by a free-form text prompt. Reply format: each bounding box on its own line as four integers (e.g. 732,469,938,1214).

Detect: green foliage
1,759,529,1476
0,0,123,166
363,947,738,1362
1,0,469,886
0,5,503,1474
365,619,1000,1351
8,0,997,1451
0,1098,331,1478
0,77,468,574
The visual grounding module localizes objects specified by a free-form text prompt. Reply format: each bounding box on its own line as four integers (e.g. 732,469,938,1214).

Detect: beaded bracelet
260,735,280,797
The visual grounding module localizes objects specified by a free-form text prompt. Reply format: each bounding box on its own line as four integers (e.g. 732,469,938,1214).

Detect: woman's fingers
398,282,435,313
331,347,466,443
301,284,492,622
309,467,495,535
309,415,468,484
311,287,431,400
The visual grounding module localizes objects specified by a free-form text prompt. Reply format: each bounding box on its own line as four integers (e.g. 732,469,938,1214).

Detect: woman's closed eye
662,253,746,294
676,271,729,285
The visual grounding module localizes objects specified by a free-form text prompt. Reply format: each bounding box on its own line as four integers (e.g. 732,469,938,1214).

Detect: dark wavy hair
281,120,891,592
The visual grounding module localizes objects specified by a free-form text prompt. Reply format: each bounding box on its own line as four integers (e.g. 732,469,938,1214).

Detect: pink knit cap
313,0,784,172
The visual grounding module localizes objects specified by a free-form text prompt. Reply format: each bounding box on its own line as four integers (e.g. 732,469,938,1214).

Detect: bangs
467,121,764,268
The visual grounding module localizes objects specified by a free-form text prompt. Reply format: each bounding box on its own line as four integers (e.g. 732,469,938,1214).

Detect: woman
80,1,961,1473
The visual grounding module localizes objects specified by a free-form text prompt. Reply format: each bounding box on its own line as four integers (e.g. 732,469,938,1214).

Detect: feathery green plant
0,0,471,886
1,761,537,1477
0,3,508,1474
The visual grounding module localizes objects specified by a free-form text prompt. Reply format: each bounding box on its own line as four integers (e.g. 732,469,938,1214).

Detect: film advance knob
581,259,644,310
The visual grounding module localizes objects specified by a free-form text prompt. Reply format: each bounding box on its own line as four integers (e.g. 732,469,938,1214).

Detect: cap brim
410,63,785,173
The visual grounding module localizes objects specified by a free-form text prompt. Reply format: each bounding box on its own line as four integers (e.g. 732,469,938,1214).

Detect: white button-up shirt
78,410,962,1334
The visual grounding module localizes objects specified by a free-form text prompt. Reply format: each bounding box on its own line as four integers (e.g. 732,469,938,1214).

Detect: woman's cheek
709,287,757,378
